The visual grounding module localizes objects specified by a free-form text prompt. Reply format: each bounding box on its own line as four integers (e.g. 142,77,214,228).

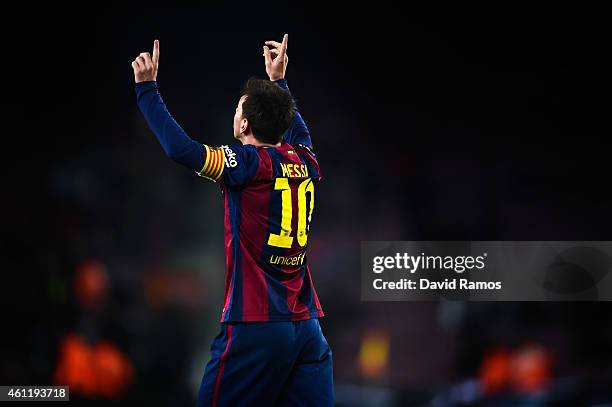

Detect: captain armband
197,145,226,182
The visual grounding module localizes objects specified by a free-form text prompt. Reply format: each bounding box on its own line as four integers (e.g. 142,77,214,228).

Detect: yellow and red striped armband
197,145,225,182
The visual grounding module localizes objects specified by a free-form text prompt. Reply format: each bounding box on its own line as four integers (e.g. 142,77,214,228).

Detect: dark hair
241,78,296,144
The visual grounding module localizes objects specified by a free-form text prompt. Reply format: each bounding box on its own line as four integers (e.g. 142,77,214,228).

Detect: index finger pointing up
279,33,288,58
152,39,160,65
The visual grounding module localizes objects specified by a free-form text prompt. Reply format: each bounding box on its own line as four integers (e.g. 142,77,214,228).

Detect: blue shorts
196,318,333,407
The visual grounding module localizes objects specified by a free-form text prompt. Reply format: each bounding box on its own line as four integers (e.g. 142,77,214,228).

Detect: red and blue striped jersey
198,142,324,322
135,78,323,323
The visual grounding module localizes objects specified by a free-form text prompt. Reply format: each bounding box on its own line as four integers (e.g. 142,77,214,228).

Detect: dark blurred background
2,3,612,406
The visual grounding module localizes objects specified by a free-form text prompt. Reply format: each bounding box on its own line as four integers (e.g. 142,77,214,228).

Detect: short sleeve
196,144,260,187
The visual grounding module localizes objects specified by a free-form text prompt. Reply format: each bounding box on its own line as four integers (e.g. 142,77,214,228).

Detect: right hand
263,34,288,81
132,40,160,83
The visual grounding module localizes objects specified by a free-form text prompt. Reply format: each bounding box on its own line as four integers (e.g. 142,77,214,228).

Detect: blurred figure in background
54,260,134,400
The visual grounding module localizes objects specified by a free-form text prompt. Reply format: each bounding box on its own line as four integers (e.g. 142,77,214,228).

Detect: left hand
263,34,288,81
132,40,160,83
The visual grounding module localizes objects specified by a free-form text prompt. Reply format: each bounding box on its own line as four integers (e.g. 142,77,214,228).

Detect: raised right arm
263,34,313,147
275,79,312,147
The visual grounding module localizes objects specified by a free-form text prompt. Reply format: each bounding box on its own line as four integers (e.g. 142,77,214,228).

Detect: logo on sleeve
222,145,238,168
297,143,316,157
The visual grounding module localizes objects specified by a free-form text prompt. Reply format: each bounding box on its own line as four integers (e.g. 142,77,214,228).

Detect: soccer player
132,34,333,406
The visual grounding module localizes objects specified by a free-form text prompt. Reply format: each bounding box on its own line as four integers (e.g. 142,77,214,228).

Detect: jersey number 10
268,178,314,249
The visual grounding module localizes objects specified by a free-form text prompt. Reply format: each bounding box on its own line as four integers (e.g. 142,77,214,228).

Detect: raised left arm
132,41,205,171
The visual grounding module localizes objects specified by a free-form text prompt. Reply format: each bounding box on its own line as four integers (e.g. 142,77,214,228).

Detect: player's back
199,142,324,322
